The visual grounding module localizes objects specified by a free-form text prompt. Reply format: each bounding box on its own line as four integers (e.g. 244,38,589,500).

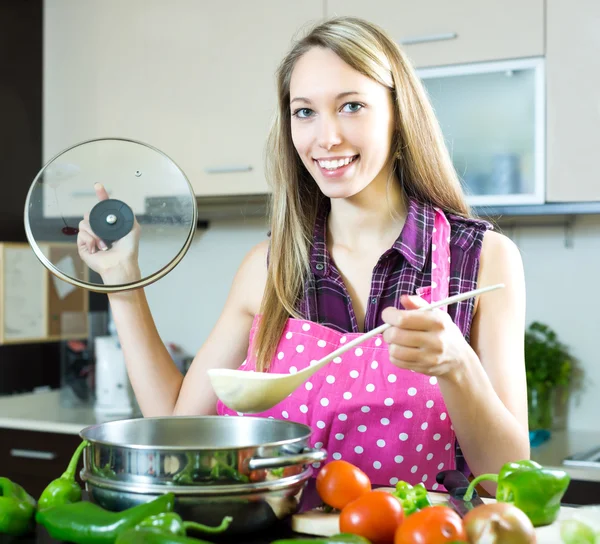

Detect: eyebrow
290,91,363,105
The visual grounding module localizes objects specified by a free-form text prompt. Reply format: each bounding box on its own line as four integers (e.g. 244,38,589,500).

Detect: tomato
394,505,466,544
315,460,371,510
340,490,404,544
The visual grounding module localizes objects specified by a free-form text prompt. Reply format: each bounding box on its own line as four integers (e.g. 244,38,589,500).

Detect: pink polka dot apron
217,208,455,490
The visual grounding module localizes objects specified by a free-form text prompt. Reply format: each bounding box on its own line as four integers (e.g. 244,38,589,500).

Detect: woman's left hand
381,295,473,381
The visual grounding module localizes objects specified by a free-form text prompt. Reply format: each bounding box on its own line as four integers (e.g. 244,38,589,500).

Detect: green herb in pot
35,492,175,544
525,321,575,432
0,477,37,536
38,440,88,511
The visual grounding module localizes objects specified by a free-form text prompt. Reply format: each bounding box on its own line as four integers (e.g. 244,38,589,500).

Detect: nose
316,114,342,150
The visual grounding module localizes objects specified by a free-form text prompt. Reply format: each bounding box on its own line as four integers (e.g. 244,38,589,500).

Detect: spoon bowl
208,284,504,413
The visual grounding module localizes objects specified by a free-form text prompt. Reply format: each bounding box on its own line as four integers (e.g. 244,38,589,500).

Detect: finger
77,230,97,254
94,182,110,201
383,327,430,349
396,309,445,332
381,306,440,332
400,294,430,310
388,344,421,364
78,220,107,251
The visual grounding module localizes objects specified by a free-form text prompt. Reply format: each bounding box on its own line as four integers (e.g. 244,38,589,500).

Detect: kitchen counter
0,389,137,435
1,389,600,482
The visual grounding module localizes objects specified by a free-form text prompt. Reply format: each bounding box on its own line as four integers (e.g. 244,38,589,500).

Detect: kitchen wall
142,215,600,432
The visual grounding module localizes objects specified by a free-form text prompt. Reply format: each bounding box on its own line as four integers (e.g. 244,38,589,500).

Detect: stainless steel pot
79,416,327,533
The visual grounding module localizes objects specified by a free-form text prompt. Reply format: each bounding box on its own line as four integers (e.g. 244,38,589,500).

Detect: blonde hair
254,16,471,371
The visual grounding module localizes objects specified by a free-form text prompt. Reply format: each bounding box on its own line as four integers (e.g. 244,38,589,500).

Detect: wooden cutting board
291,488,575,544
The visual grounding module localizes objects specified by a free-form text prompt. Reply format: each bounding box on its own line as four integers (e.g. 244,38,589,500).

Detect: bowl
79,415,327,534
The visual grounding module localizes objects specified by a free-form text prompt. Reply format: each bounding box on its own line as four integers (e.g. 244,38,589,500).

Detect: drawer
0,427,84,498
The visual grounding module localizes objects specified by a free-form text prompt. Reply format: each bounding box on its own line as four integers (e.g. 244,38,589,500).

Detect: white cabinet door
546,0,600,202
44,0,323,197
326,0,544,68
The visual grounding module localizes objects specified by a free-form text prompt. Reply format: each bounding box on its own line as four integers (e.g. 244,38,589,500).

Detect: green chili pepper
464,460,570,527
134,512,232,536
391,481,432,515
270,534,371,544
35,492,175,544
115,527,216,544
38,440,88,511
0,477,37,536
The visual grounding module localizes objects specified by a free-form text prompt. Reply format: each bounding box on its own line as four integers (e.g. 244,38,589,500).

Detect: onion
463,503,537,544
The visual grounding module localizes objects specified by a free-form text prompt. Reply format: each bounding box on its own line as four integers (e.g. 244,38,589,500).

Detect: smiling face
289,46,397,200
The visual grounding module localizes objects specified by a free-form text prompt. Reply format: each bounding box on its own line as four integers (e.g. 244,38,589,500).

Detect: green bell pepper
464,459,570,527
270,535,372,544
35,492,175,544
0,477,36,536
391,481,432,515
38,439,88,510
114,512,233,544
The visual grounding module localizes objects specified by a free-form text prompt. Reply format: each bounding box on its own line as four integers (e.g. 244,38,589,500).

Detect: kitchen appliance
79,416,327,534
93,336,136,420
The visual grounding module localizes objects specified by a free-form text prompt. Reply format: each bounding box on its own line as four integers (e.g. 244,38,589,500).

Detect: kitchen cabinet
0,242,88,344
545,0,600,202
44,0,324,199
0,427,82,498
326,0,544,68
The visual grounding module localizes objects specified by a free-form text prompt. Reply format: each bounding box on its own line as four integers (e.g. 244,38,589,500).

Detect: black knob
89,199,134,245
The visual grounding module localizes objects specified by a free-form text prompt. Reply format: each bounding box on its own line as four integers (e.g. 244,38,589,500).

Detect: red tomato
340,491,404,544
315,460,371,510
394,505,466,544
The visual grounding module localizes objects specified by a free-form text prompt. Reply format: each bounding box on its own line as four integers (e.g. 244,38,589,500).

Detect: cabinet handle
204,166,253,174
10,448,57,461
400,32,458,46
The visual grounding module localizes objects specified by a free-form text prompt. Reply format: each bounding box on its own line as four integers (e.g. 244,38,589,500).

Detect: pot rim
81,466,313,496
79,415,314,451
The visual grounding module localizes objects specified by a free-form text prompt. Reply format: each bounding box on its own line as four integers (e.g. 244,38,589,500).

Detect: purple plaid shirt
298,198,491,341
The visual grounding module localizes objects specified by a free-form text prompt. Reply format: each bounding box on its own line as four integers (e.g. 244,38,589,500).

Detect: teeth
317,156,355,170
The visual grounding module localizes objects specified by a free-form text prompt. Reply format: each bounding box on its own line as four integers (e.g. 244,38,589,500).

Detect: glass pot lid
24,138,197,293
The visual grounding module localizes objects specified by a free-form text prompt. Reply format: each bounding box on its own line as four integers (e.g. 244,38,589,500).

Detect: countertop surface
2,389,600,481
0,389,138,435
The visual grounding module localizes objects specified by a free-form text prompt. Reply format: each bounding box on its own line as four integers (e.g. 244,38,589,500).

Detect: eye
341,102,364,113
292,107,314,119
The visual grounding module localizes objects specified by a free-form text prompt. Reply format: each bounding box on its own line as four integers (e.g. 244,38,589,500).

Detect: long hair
254,16,471,371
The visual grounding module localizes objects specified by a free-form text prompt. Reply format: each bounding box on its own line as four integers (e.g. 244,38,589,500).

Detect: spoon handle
305,283,504,372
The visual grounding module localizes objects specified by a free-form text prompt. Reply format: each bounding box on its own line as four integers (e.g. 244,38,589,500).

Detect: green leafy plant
525,322,574,431
525,322,573,389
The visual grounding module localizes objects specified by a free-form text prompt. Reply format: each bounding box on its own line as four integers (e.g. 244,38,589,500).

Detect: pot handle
247,448,327,471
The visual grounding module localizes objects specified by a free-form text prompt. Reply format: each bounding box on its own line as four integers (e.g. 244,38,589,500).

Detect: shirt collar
310,197,434,276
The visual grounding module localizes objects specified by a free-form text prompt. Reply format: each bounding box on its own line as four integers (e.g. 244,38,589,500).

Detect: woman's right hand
77,183,142,284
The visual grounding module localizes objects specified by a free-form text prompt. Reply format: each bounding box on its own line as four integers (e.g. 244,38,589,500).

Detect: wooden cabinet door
546,0,600,202
0,428,83,498
44,0,324,198
326,0,544,68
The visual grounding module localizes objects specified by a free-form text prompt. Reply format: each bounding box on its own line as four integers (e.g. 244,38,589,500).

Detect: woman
78,17,529,489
